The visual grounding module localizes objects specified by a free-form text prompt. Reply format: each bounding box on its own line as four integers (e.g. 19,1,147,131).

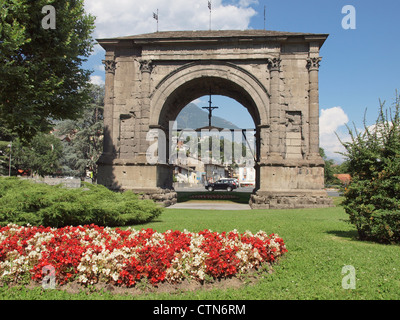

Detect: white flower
77,264,86,272
78,274,88,284
111,273,119,281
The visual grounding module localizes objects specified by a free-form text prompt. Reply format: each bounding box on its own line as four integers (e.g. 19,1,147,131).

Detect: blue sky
83,0,400,162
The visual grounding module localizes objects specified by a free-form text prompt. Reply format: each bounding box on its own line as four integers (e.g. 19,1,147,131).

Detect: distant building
204,163,229,183
334,174,351,186
237,165,256,187
174,164,197,184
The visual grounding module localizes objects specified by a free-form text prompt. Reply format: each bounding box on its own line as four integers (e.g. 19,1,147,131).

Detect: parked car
205,180,237,192
219,178,239,187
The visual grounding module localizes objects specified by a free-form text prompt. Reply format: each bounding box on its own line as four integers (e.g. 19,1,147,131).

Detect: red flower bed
0,224,287,287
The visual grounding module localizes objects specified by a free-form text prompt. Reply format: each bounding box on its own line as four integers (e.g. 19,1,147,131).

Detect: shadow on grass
326,229,360,241
327,229,400,246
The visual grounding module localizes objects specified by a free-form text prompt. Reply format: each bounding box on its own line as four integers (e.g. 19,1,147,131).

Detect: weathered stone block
286,132,301,139
286,146,302,155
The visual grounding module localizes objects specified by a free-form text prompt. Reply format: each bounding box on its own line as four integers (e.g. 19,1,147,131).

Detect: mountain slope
175,103,240,130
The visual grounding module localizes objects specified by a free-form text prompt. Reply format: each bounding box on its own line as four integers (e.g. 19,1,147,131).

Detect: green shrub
340,94,400,243
0,177,163,227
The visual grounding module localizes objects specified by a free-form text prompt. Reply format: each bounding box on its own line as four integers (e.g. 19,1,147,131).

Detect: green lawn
2,197,400,300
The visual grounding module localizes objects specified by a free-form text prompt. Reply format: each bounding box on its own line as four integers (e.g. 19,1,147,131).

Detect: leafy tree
332,161,350,175
0,0,95,140
319,147,339,185
12,132,63,177
339,93,400,243
54,84,104,180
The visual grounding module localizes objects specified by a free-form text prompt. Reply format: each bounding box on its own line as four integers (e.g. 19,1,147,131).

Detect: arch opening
172,95,257,189
158,76,262,129
154,75,261,192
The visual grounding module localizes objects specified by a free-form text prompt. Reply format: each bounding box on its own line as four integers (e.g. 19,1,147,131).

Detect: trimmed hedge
0,177,163,228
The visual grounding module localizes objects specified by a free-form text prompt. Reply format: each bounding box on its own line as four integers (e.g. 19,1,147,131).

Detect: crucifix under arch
202,91,219,127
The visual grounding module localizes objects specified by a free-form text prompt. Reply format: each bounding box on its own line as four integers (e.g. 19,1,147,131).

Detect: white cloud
319,107,349,136
84,0,257,39
319,107,350,163
95,64,105,72
191,98,204,105
237,0,259,8
90,75,105,86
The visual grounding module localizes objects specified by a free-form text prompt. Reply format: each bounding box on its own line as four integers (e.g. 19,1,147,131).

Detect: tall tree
54,84,104,180
12,132,63,177
0,0,95,140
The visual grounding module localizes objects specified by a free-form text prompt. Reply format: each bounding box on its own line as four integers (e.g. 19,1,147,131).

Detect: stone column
307,57,322,159
268,58,282,161
101,58,117,159
258,124,269,161
139,59,153,156
140,59,153,96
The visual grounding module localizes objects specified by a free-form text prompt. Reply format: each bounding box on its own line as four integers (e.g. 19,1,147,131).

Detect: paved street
326,189,342,197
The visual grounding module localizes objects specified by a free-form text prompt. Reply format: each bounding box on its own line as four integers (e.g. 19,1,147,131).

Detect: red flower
0,225,287,287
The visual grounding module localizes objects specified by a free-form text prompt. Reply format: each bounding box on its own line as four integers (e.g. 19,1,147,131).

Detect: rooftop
97,29,329,44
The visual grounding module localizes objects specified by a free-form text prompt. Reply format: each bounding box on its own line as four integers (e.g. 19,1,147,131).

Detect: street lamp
7,142,12,177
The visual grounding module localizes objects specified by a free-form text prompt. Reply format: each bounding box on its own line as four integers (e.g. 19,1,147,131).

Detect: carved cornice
307,57,322,71
139,59,154,73
267,58,282,72
102,59,117,74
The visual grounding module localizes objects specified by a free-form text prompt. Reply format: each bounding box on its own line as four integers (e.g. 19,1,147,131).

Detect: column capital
268,57,282,72
102,59,116,74
139,59,154,73
307,57,322,71
102,59,117,74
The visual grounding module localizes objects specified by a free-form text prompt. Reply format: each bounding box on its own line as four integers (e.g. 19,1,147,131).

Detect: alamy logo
41,5,56,30
42,265,56,289
146,123,256,166
342,5,356,30
341,265,356,289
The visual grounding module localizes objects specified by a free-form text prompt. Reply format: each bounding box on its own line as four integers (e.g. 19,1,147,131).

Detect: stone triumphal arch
97,30,333,209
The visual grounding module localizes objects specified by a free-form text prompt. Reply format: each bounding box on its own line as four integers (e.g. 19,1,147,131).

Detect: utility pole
153,9,159,32
264,5,266,30
208,1,212,31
